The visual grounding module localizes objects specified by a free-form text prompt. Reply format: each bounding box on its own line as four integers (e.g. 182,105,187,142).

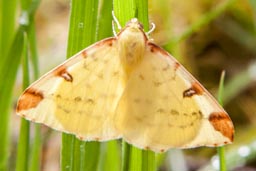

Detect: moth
16,17,234,152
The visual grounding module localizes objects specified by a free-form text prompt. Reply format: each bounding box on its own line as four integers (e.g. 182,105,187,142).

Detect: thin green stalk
218,71,226,106
113,0,137,170
113,0,136,27
0,0,40,169
113,0,156,171
15,33,30,171
217,71,227,171
0,1,18,170
27,20,41,171
0,0,17,62
61,0,101,170
217,147,226,171
16,120,30,171
96,0,113,40
0,26,24,171
29,124,41,171
61,134,75,171
135,0,149,30
98,141,121,171
27,20,39,80
142,150,156,171
121,141,130,171
222,61,256,105
129,147,142,171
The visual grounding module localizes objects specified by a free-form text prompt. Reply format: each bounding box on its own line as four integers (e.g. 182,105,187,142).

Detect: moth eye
138,22,144,29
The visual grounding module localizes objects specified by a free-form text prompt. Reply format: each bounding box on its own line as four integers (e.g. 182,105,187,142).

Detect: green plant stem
142,150,156,171
0,1,18,170
113,0,156,171
61,0,101,170
218,147,226,171
222,62,255,105
0,26,24,171
15,33,30,171
27,20,41,171
217,71,227,171
98,141,121,171
121,141,130,171
0,0,40,169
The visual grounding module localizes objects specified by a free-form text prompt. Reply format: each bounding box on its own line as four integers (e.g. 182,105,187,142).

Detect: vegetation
1,0,256,170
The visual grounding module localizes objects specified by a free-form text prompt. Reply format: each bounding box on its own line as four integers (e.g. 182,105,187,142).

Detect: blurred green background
1,0,256,170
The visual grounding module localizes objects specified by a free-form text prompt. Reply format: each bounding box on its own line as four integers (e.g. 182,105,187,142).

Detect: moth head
125,18,144,32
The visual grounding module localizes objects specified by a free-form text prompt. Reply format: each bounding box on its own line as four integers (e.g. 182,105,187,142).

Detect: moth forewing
16,18,234,152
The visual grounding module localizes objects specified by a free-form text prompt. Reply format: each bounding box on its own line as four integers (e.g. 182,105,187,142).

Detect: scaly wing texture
17,38,125,141
114,43,234,152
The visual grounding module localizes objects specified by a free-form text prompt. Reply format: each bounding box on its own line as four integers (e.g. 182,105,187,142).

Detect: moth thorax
117,27,146,74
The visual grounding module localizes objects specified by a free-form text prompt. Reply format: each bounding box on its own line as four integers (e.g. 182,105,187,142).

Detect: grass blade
61,0,101,170
0,26,24,171
217,71,227,171
121,141,131,171
113,0,156,170
27,20,41,171
15,33,30,171
0,1,18,169
99,141,121,171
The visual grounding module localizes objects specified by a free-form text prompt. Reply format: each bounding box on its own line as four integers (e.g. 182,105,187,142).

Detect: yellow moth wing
114,43,234,152
17,38,124,140
16,18,234,152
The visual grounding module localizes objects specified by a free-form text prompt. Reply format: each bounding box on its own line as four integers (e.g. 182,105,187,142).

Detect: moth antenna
112,20,117,37
112,11,122,30
147,22,156,35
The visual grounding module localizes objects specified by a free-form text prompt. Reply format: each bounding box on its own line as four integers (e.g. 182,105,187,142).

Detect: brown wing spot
113,71,119,76
139,74,145,80
21,114,26,118
74,96,82,102
148,43,157,53
174,62,180,72
209,112,234,142
134,98,141,103
153,81,162,87
162,64,170,71
56,94,61,98
87,98,95,104
183,82,204,98
107,41,113,46
157,108,165,113
144,146,150,150
170,109,179,115
148,43,169,56
96,37,116,47
97,73,103,79
81,50,87,58
105,38,115,47
54,65,73,82
160,149,165,153
17,88,44,112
